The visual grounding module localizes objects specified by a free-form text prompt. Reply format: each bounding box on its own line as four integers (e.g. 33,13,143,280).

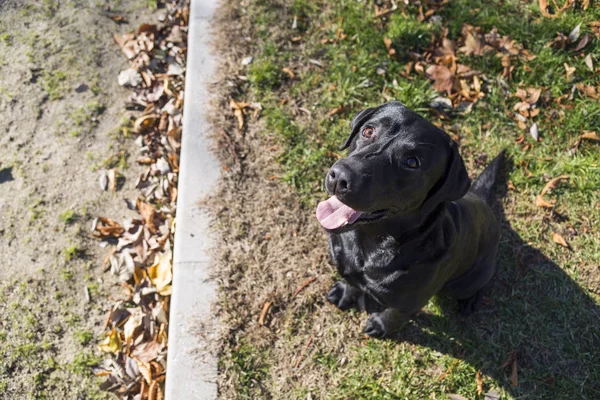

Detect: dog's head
316,101,470,232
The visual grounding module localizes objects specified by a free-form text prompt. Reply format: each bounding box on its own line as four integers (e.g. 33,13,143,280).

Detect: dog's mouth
316,196,389,230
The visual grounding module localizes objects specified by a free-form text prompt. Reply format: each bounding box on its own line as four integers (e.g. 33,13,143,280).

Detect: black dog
316,101,505,338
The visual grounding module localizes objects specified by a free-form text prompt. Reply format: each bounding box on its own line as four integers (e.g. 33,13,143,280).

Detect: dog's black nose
326,165,350,195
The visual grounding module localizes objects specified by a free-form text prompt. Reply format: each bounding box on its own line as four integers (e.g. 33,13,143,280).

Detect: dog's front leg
327,281,362,311
364,308,409,338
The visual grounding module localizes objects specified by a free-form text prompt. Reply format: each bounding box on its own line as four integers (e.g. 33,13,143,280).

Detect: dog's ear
340,107,378,150
421,141,471,214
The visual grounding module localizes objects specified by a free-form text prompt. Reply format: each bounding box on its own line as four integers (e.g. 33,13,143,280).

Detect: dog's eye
405,157,420,169
362,127,374,138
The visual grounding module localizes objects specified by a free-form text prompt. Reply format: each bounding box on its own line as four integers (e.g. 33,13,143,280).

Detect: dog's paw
364,314,388,338
327,281,357,311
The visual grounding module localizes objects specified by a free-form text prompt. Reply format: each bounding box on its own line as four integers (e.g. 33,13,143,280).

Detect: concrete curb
165,0,220,398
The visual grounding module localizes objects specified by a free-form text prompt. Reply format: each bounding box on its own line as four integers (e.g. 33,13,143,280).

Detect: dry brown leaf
258,301,272,326
230,98,250,129
459,32,485,56
282,67,295,79
514,88,527,101
133,340,162,363
535,195,554,208
134,114,159,133
552,232,570,248
93,217,125,238
540,175,569,196
576,84,598,99
374,3,397,18
294,334,314,368
383,37,396,55
146,251,173,295
426,65,454,93
527,88,542,104
137,199,157,233
98,328,122,353
476,370,483,395
137,359,153,384
592,21,600,39
539,0,571,18
574,33,590,52
581,131,600,142
292,276,316,298
564,63,576,79
149,381,164,400
328,105,344,117
123,310,143,343
438,358,461,381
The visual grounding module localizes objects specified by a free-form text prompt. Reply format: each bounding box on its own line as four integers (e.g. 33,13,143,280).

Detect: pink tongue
316,196,363,230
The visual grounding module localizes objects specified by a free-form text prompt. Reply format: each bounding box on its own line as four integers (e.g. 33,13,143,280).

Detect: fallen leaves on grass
383,37,396,56
572,131,600,150
292,276,316,298
476,370,483,395
535,195,554,208
539,0,587,18
426,65,454,94
258,301,272,326
327,104,344,117
536,175,569,208
438,357,461,381
230,98,261,129
374,2,398,18
564,63,576,79
282,67,295,79
581,131,600,142
92,1,188,397
541,175,569,196
294,334,314,368
552,232,571,249
420,25,534,110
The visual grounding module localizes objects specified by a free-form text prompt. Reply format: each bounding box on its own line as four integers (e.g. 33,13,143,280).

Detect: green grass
74,330,94,346
28,198,45,221
221,0,600,399
68,352,101,375
59,209,77,224
225,342,269,398
41,69,68,101
64,245,83,262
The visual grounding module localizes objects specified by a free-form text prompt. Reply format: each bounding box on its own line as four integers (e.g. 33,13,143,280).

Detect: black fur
323,101,505,338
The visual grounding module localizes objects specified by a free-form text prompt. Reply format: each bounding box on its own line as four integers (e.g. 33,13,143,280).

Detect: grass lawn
216,0,600,398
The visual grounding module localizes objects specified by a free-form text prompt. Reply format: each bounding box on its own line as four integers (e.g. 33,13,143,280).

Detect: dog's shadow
393,159,600,398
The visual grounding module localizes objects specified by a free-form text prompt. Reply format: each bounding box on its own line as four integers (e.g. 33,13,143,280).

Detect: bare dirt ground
0,1,156,397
